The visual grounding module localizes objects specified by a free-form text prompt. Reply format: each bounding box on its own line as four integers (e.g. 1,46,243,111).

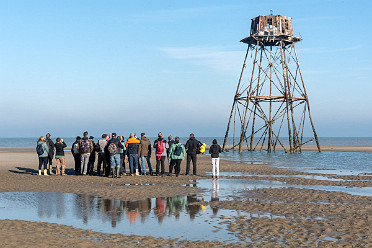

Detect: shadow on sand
9,167,76,175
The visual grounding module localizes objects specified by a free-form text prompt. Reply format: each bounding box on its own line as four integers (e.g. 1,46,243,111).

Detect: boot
116,168,121,178
111,168,115,178
43,169,49,176
38,170,42,175
135,169,140,176
49,166,53,175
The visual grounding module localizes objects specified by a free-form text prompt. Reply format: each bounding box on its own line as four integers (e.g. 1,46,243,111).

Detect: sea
0,137,372,148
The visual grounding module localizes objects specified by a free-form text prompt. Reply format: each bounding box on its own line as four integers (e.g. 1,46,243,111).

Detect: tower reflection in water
34,182,220,227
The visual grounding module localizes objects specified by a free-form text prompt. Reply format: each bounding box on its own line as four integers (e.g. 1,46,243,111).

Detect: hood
142,137,149,141
37,141,45,145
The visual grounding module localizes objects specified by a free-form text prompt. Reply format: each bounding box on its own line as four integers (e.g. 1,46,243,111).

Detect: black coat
185,137,201,155
54,142,67,157
209,144,222,158
167,140,175,156
89,142,96,163
46,138,55,156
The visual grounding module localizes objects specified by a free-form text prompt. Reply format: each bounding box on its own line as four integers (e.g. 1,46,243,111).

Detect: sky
0,0,371,138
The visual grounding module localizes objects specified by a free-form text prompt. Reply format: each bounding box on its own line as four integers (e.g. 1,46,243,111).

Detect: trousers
156,156,166,175
186,154,197,175
80,153,90,175
169,159,182,175
211,158,220,177
56,156,66,175
38,157,48,170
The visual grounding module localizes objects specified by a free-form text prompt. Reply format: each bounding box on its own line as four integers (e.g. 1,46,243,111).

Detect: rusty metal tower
222,13,320,153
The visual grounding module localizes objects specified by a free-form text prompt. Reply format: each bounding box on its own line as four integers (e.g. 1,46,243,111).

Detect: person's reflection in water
56,193,65,219
186,194,201,220
81,194,93,224
101,198,112,223
155,197,166,224
167,196,186,220
126,200,140,224
211,179,220,216
37,193,54,219
110,199,123,227
138,198,151,223
98,198,124,228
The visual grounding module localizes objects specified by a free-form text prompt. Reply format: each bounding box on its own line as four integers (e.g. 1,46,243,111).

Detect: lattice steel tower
222,13,320,153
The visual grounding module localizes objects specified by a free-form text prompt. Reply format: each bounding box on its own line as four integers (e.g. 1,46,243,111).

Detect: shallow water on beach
222,150,372,176
205,172,371,182
196,179,372,198
0,191,253,243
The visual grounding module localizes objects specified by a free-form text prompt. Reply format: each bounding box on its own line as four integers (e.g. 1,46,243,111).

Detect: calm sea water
221,150,372,176
0,137,371,147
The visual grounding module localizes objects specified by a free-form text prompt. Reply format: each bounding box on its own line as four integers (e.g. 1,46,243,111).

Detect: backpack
80,139,90,154
96,139,107,153
36,143,44,155
156,139,165,155
196,141,201,154
174,145,182,156
72,142,79,154
108,142,117,155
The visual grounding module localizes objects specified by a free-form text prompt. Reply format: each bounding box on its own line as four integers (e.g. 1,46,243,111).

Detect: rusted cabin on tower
241,14,301,46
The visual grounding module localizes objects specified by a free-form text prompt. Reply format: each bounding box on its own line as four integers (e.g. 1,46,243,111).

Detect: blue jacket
37,141,49,158
168,143,186,160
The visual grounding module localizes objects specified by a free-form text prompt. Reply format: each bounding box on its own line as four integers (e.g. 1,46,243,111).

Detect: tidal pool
0,191,245,243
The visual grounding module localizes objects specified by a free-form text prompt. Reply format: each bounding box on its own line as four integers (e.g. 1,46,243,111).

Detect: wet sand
0,149,371,247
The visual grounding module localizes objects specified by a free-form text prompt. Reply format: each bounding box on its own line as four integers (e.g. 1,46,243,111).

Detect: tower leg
239,43,259,152
223,46,250,151
280,42,293,152
292,46,321,152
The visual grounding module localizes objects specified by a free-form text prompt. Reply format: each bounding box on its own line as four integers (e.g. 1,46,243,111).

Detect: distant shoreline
221,145,372,153
1,145,372,153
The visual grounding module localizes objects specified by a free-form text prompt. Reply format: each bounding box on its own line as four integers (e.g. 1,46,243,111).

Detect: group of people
36,131,222,178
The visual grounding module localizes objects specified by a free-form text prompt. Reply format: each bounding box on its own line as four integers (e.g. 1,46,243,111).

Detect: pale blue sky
0,0,371,137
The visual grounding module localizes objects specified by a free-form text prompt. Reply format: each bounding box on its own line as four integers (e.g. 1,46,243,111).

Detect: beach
0,147,371,247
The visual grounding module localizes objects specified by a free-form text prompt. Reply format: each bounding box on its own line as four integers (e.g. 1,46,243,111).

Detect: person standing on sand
209,139,222,178
185,133,202,176
119,136,127,176
168,137,186,177
54,138,67,175
104,134,111,177
71,136,82,175
107,133,124,178
78,131,94,175
45,133,55,175
138,133,152,175
126,133,141,176
87,136,96,175
167,136,175,167
36,136,49,176
96,134,108,176
154,132,169,176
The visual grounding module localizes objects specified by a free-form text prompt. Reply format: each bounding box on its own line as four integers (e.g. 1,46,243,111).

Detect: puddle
197,179,372,198
205,172,370,182
0,192,246,243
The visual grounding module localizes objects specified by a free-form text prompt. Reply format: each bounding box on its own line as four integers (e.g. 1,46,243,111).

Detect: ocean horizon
0,137,371,147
